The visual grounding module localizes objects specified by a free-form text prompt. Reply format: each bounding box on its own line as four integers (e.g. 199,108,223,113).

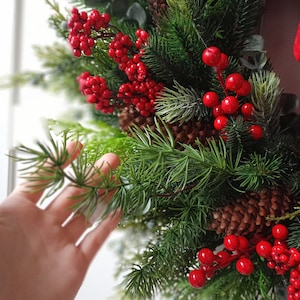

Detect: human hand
0,142,122,300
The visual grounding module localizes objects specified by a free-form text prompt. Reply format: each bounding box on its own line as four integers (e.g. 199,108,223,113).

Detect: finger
48,152,120,222
61,213,92,244
78,209,122,260
7,141,82,205
88,188,117,223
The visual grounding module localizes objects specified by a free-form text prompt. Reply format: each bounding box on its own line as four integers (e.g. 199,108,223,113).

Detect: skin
0,142,122,300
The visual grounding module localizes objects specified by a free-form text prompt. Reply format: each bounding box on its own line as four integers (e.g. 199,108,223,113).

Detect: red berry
212,104,225,117
225,73,244,91
235,257,254,275
287,284,295,294
236,80,252,96
221,96,239,114
292,279,300,289
241,103,254,117
290,269,299,279
205,267,215,280
197,248,215,266
290,248,300,263
256,241,272,258
224,234,240,251
249,124,263,140
274,239,288,248
102,13,110,24
267,261,276,269
238,236,249,252
214,115,228,131
279,253,289,264
202,91,219,108
216,250,231,267
217,53,229,71
202,46,221,67
272,224,289,241
188,269,206,288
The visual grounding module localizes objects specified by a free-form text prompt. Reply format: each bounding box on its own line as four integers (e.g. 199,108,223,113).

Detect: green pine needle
249,70,282,132
155,80,209,124
12,127,123,217
234,152,286,191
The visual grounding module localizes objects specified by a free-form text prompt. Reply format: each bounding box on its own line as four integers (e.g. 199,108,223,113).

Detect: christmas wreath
10,0,300,299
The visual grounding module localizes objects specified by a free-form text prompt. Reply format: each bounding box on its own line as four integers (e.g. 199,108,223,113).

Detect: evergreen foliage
155,80,209,124
6,0,300,299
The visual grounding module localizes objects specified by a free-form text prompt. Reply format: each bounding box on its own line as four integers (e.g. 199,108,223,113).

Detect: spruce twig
249,70,282,134
155,80,209,124
12,129,121,218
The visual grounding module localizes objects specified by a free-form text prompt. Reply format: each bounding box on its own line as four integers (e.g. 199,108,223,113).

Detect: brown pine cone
147,0,168,20
208,186,296,237
118,106,218,148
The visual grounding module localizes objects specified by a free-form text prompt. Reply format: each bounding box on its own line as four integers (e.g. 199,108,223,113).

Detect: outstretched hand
0,142,121,300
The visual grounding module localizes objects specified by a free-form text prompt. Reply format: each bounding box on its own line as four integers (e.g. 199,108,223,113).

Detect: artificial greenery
14,128,124,219
7,0,300,299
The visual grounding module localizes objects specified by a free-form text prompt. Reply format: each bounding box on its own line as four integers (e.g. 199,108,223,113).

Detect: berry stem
216,69,228,97
95,31,116,39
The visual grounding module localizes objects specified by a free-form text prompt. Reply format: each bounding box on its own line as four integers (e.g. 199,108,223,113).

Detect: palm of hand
0,145,121,300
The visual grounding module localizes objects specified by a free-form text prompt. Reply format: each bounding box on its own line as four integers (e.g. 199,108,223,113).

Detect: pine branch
114,121,246,216
188,0,260,55
142,3,211,88
223,0,260,54
47,118,132,161
120,202,211,300
249,70,282,134
233,153,287,191
288,217,300,249
155,80,209,124
45,0,69,38
225,115,255,152
12,128,123,218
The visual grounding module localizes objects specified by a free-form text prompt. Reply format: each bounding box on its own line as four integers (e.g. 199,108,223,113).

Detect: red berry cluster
189,224,300,299
68,8,110,57
76,24,164,116
108,30,149,82
201,46,264,141
107,29,164,116
256,224,300,300
118,79,164,116
77,71,116,113
188,234,255,289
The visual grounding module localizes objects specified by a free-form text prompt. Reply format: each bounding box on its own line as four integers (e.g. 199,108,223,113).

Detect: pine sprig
234,152,287,191
114,121,240,217
249,70,282,134
120,205,210,300
223,0,260,53
155,80,209,124
13,129,121,218
47,118,131,159
288,217,300,249
114,119,291,220
45,0,69,38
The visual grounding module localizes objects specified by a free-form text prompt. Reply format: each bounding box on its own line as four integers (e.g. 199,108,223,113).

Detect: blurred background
0,0,122,299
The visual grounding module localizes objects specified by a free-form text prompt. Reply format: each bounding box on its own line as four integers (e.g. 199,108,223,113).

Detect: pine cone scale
208,186,296,236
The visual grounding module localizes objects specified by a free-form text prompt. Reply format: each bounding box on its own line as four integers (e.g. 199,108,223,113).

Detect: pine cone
118,106,218,148
208,187,295,236
147,0,168,20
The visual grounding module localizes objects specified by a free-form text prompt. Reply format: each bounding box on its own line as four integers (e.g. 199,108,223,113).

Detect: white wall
0,1,122,299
